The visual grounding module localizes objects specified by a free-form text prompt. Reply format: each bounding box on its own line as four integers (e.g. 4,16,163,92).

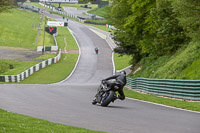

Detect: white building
39,0,78,3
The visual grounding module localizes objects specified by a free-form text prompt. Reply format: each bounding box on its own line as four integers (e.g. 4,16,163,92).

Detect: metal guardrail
126,77,200,100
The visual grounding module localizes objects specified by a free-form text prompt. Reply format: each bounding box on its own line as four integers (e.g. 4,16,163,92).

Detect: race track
0,9,200,133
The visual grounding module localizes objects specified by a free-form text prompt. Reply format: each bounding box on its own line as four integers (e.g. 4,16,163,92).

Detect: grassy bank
0,8,54,48
20,53,78,84
0,109,105,133
114,53,132,71
87,6,111,18
0,8,40,48
130,41,200,79
0,60,38,75
124,89,200,112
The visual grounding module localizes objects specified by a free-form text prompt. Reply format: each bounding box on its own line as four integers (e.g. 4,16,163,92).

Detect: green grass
84,23,111,32
0,8,41,49
0,60,38,75
114,53,132,71
87,6,111,18
85,19,108,24
177,59,200,79
0,8,54,48
35,54,56,60
16,26,79,84
19,53,78,84
124,89,200,112
57,27,79,50
130,41,200,79
52,3,98,9
24,2,49,9
37,17,55,47
0,109,105,133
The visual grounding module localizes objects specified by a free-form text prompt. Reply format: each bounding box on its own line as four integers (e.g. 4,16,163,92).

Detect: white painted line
117,65,132,72
112,52,116,75
126,97,200,114
51,27,81,85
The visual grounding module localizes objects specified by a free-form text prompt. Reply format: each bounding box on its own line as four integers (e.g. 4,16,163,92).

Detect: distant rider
95,47,99,54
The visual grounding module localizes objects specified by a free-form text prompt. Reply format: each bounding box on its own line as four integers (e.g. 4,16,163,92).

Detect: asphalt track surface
0,10,200,133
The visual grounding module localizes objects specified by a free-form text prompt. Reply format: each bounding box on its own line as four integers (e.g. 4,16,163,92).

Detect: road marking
126,97,200,114
89,28,107,39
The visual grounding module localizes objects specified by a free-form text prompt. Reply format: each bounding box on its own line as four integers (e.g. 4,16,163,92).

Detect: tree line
110,0,200,65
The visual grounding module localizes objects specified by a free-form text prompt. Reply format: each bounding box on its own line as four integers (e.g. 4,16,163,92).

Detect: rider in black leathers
103,70,126,100
92,71,127,105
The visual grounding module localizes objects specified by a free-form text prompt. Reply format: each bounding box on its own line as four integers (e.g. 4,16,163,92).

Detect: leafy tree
171,0,200,41
111,0,156,63
142,0,187,56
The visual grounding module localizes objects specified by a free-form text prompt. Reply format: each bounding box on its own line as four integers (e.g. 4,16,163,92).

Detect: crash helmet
120,70,126,75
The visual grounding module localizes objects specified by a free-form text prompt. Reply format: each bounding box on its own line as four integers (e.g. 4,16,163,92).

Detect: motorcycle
92,80,120,107
95,48,99,54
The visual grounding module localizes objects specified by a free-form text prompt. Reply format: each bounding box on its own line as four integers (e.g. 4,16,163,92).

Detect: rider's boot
92,100,97,105
111,95,118,103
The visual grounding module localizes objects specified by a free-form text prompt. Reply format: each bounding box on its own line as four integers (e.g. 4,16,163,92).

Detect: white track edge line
51,27,81,85
126,97,200,114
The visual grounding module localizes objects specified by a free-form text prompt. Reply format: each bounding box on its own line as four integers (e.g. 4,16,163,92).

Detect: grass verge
0,60,38,75
87,5,111,18
0,8,40,49
114,53,132,71
57,27,79,50
19,53,78,84
0,109,105,133
124,89,200,112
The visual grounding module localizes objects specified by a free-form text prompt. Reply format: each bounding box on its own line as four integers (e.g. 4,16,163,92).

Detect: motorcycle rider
95,47,99,54
92,70,127,105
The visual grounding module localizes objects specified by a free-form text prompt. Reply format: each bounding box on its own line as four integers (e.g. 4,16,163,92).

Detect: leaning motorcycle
92,80,120,107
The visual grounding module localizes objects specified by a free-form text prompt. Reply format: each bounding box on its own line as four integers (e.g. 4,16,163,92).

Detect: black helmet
120,70,126,75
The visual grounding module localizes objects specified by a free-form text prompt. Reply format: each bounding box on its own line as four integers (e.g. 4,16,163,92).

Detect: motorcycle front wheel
100,91,115,107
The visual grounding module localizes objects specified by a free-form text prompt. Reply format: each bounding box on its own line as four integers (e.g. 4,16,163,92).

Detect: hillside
129,40,200,80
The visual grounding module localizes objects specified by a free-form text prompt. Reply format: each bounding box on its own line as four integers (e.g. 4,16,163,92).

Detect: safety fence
126,77,200,100
0,49,61,82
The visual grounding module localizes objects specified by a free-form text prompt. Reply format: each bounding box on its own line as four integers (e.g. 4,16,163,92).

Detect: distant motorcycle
92,80,120,107
95,48,99,54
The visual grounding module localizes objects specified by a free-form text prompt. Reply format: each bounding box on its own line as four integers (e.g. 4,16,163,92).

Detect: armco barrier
0,49,61,82
126,77,200,100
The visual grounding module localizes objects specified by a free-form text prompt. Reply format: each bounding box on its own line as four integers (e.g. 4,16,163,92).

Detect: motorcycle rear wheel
101,91,115,107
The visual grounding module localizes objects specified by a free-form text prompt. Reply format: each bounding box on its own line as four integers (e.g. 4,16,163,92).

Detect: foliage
111,0,197,69
0,0,16,13
111,0,155,64
130,41,200,80
171,0,200,42
142,0,187,56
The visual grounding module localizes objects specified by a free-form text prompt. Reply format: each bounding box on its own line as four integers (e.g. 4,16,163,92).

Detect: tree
141,0,187,56
111,0,156,63
171,0,200,41
0,0,16,13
